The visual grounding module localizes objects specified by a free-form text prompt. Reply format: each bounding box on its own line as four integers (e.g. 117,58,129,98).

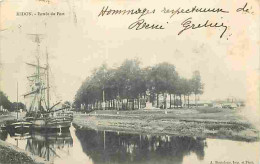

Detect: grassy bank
0,140,46,164
73,107,260,142
0,140,49,164
0,114,49,164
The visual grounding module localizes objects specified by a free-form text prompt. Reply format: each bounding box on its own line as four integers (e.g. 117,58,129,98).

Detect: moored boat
5,82,32,133
23,33,73,132
32,113,72,130
10,120,32,130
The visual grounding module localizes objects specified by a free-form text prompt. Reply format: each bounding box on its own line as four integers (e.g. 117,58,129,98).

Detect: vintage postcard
0,0,259,163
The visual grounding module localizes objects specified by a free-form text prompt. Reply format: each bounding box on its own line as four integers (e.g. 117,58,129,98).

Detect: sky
0,0,259,107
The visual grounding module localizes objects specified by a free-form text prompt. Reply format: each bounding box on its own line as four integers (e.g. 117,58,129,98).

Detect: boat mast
17,82,18,119
26,34,46,113
29,34,43,113
46,48,50,111
36,35,41,113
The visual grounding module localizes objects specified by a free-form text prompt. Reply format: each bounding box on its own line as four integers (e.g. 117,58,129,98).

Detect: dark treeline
0,91,12,110
74,59,203,111
0,90,26,112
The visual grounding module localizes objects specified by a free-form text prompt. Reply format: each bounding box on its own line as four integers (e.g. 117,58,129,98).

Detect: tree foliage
0,90,26,112
0,91,12,110
74,59,204,110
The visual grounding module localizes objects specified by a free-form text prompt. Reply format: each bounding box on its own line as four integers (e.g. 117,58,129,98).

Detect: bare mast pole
46,48,50,112
36,35,41,113
17,82,18,119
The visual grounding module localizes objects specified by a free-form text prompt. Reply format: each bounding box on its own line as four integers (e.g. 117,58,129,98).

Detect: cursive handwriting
178,17,228,38
128,19,164,30
236,3,254,14
98,6,156,19
162,6,229,18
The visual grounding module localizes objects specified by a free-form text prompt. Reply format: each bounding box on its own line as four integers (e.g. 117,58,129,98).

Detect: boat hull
11,122,32,129
31,116,72,131
4,120,32,135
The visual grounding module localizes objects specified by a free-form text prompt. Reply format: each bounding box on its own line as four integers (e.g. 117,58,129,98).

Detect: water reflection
2,129,73,162
26,131,73,161
0,126,259,164
75,128,206,164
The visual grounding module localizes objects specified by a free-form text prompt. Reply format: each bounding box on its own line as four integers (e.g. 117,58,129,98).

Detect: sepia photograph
0,0,259,163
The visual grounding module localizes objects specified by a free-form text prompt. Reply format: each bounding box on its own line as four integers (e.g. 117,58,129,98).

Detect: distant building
183,100,212,107
212,97,245,109
221,103,237,109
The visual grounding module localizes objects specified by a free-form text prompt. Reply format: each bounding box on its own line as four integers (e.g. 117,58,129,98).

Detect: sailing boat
7,83,32,133
24,34,73,132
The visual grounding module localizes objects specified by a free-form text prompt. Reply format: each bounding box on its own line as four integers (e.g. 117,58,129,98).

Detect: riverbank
73,107,260,142
0,114,49,164
0,114,15,124
0,140,49,164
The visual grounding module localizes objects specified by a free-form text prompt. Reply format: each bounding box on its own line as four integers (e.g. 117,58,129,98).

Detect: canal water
0,126,259,164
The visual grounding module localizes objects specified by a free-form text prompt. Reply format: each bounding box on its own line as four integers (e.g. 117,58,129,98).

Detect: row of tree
74,59,204,110
0,90,26,112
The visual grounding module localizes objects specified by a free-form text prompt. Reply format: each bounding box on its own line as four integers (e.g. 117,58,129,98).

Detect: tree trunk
157,94,159,108
132,99,135,110
183,95,185,108
173,94,175,108
177,95,179,108
188,95,190,108
164,93,167,109
180,94,182,108
195,94,197,108
170,94,172,109
176,95,178,108
112,100,114,109
138,95,140,109
137,95,139,109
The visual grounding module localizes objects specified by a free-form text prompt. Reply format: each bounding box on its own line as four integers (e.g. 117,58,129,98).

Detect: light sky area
0,0,259,106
